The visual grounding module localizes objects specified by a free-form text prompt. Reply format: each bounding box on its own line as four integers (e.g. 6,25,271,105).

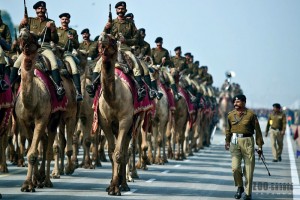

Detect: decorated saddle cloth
157,81,175,111
178,86,197,127
0,74,14,135
16,69,68,114
92,68,153,133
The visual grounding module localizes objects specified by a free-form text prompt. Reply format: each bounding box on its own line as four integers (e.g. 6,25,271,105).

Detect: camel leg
44,128,56,188
120,130,131,192
59,126,66,175
99,131,107,162
0,131,9,173
21,121,46,192
146,132,153,164
51,134,61,179
64,118,77,175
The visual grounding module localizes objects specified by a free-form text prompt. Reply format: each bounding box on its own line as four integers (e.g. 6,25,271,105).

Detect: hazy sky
2,0,300,109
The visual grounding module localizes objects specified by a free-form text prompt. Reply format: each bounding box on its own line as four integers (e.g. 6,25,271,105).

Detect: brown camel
15,28,64,192
96,32,145,196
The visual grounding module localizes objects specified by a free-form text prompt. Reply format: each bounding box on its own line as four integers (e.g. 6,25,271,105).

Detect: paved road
1,119,300,200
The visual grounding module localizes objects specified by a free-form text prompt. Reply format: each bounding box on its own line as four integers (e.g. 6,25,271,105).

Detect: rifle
106,4,112,33
24,0,30,30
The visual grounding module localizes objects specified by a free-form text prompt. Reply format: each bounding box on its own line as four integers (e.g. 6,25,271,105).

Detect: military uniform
78,40,98,60
265,103,286,162
226,94,264,199
151,41,180,101
57,14,82,101
0,20,11,91
11,1,64,98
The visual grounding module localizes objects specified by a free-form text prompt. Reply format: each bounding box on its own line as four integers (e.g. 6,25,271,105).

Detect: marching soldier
78,28,99,61
57,12,82,101
86,1,147,101
265,103,286,162
10,1,65,98
151,36,181,101
171,46,187,73
225,94,264,200
0,11,11,92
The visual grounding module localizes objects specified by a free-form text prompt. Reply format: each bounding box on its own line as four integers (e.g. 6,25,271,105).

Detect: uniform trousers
229,136,255,196
270,129,284,160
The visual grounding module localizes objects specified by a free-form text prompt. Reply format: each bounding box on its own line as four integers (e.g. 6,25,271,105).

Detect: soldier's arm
125,22,139,46
265,115,271,133
71,30,79,49
282,113,287,134
207,74,213,85
225,115,232,143
254,114,264,148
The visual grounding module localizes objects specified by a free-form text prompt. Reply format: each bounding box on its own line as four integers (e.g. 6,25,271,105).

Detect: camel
95,32,148,196
218,82,233,134
51,49,89,178
14,28,67,192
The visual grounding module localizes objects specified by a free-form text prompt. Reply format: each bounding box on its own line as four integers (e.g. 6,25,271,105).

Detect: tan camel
96,32,146,196
15,28,70,192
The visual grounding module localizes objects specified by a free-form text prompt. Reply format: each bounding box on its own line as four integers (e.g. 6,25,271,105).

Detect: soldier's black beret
139,28,145,34
125,13,134,19
184,52,192,57
33,1,46,9
81,28,90,34
115,1,126,8
273,103,281,109
59,13,71,19
233,94,246,103
174,46,181,51
155,37,163,43
202,65,208,69
194,61,199,65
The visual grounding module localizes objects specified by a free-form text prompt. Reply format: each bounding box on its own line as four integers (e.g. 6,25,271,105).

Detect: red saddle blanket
16,69,68,113
92,68,153,133
178,86,197,127
157,81,175,111
0,75,14,135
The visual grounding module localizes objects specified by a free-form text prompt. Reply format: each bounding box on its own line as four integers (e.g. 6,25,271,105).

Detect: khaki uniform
14,17,59,70
94,18,141,76
132,40,151,76
171,56,187,72
151,47,174,84
265,111,286,160
226,109,264,196
78,40,98,60
57,27,79,74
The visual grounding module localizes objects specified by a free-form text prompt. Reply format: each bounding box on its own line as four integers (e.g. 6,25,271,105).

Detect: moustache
117,11,125,16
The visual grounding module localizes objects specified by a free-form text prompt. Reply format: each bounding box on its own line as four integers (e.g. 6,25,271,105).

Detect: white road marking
286,127,300,199
123,189,137,194
0,169,25,178
146,178,156,183
161,170,170,174
174,164,181,168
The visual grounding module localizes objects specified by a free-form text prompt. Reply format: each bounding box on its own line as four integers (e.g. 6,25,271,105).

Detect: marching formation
0,0,249,198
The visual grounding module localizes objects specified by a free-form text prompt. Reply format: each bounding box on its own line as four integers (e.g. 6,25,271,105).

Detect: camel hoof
120,184,130,192
131,170,139,179
21,180,35,192
44,179,53,188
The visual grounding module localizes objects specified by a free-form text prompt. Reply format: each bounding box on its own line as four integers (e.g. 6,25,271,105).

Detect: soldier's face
116,6,126,17
60,17,70,26
175,50,181,55
234,100,245,109
156,42,162,48
35,7,46,17
82,33,90,40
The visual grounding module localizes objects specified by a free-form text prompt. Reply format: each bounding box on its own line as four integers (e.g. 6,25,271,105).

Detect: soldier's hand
225,142,230,150
257,148,263,159
67,34,74,40
105,22,111,30
119,35,125,43
281,130,285,135
20,18,28,26
162,57,166,64
46,21,56,32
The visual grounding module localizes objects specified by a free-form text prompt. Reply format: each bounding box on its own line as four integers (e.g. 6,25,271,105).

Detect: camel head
18,28,40,56
98,32,117,62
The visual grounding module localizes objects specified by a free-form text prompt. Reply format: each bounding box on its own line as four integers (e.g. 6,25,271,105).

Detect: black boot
52,69,65,99
234,187,244,199
134,75,146,102
196,92,203,108
186,85,196,103
144,75,157,100
0,64,9,92
73,74,83,101
86,72,100,98
151,80,163,100
170,84,181,101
